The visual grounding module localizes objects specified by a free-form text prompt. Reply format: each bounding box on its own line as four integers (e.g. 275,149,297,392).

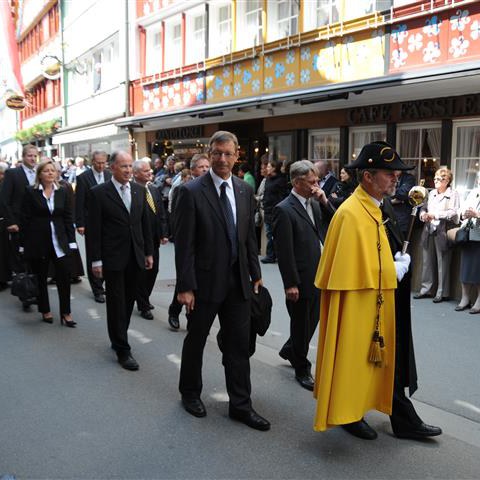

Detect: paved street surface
1,241,480,479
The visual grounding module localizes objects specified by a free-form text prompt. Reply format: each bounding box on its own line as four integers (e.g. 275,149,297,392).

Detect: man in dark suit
390,171,416,237
315,159,339,197
75,150,111,303
174,131,269,431
132,158,168,320
273,160,330,391
87,151,153,371
0,144,38,309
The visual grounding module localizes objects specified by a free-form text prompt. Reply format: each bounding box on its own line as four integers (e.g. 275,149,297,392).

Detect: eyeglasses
210,151,236,159
434,177,446,182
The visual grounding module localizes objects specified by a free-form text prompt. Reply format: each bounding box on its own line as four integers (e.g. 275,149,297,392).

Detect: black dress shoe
148,303,155,310
140,310,154,320
22,301,32,311
413,293,431,299
278,347,292,362
229,407,270,431
117,353,139,371
393,422,442,440
260,257,276,264
168,315,180,329
342,419,378,440
182,397,206,417
94,294,106,303
295,372,315,391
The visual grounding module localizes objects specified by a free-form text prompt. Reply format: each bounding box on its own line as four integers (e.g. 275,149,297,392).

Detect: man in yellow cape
313,141,442,441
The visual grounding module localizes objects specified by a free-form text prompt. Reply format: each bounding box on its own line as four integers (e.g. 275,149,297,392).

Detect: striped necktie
145,186,156,214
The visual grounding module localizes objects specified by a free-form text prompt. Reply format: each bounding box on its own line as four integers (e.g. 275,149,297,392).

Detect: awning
52,123,126,145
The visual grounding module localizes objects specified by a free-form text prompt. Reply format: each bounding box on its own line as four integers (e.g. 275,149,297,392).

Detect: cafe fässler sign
347,94,480,125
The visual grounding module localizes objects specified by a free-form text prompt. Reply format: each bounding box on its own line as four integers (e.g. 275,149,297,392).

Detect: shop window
453,123,480,199
146,25,162,75
164,17,183,71
308,129,340,176
185,7,205,65
343,0,393,21
209,3,232,57
397,125,441,189
268,134,293,171
267,0,298,42
350,126,386,160
303,0,339,31
236,0,263,50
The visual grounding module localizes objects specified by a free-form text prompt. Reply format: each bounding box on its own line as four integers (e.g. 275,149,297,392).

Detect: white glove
393,252,410,282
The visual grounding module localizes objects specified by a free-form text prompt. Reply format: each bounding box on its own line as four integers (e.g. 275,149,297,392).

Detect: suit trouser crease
104,255,140,353
136,248,159,311
29,244,71,315
283,294,319,374
179,269,252,411
85,231,105,296
168,285,183,316
420,234,451,297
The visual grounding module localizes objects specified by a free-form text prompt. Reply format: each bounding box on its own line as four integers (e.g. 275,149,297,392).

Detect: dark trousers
168,285,183,317
8,232,24,274
29,245,71,315
264,221,275,260
179,267,252,411
85,231,105,296
103,254,140,354
136,248,159,311
281,293,320,374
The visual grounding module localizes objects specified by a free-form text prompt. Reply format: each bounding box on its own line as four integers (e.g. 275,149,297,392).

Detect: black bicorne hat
346,141,414,171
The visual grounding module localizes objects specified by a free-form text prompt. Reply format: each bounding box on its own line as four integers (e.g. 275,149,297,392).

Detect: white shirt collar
291,189,309,207
38,183,59,191
210,168,233,190
111,177,130,190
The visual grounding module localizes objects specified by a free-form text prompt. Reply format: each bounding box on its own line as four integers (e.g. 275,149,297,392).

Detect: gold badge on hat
380,147,395,162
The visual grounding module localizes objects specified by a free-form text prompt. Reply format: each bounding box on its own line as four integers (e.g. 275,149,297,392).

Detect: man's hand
285,286,299,302
253,278,263,294
145,255,153,270
7,224,19,233
92,266,103,278
311,187,327,205
178,290,195,313
160,237,169,245
76,227,85,236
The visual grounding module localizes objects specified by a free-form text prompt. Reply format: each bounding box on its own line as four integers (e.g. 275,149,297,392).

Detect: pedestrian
132,158,169,320
273,160,330,391
20,159,77,327
327,167,357,210
313,141,441,440
390,170,416,237
74,150,111,303
414,167,460,302
87,151,154,371
0,144,38,309
238,162,256,190
314,159,339,197
0,162,12,289
174,130,269,430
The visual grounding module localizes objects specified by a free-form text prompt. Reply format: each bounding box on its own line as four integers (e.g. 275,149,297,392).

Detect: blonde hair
34,159,59,189
435,167,453,187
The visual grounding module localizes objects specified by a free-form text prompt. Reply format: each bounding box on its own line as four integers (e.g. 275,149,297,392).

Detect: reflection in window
268,134,293,172
453,124,480,199
304,0,340,31
350,127,386,160
309,129,340,176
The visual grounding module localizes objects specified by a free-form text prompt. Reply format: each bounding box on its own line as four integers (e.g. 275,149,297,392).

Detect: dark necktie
220,182,238,264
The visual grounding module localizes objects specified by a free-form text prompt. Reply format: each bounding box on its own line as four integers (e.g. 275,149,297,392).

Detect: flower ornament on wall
275,62,285,78
252,58,261,72
233,64,241,76
423,16,441,36
223,67,231,78
234,82,241,96
470,20,480,40
449,36,470,57
422,41,441,62
251,79,260,92
196,90,204,101
215,77,223,90
408,33,423,52
162,96,169,108
173,93,181,106
391,48,408,68
301,47,311,61
223,85,231,97
451,9,470,32
265,55,274,68
207,88,214,99
264,76,273,89
243,69,252,84
285,72,295,86
392,24,408,45
300,69,310,84
286,50,295,64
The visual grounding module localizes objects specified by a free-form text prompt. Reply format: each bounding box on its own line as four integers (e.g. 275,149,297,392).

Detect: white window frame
349,125,387,161
164,15,182,71
185,6,205,65
267,0,299,42
209,2,232,57
308,128,340,175
303,0,340,32
236,0,263,50
452,119,480,198
146,24,163,76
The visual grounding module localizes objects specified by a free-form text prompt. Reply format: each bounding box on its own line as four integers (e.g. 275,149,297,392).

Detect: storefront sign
347,105,392,124
156,126,203,140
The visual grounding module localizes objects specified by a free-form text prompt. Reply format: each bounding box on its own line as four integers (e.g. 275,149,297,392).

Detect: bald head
110,150,133,184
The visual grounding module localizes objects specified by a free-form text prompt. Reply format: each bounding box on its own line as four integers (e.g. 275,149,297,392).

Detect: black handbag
455,220,472,244
11,271,39,303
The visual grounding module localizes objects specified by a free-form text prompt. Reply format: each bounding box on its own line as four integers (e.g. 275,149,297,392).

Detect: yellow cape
313,186,397,431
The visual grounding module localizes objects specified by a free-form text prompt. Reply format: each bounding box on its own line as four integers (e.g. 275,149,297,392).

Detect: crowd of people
0,132,479,441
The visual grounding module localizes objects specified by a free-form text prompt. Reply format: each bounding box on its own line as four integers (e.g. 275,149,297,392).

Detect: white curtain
455,126,480,197
426,128,441,158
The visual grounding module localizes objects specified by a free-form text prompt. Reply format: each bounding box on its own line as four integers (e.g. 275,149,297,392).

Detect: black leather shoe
342,419,378,440
260,257,276,264
413,293,431,299
229,407,270,431
117,353,139,371
94,294,105,303
182,397,206,417
278,347,292,362
148,303,155,310
295,372,314,391
140,310,154,320
393,422,442,440
168,315,180,329
22,301,31,311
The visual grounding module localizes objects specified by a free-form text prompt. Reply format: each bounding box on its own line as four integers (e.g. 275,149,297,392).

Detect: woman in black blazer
20,160,77,327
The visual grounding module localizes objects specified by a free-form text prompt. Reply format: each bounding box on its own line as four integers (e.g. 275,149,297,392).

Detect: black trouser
85,231,105,296
29,244,71,316
103,254,140,354
168,285,183,317
179,266,252,411
281,292,320,374
136,247,159,311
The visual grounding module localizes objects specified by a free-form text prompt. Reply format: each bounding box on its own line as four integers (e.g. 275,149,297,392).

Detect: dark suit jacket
321,174,339,198
87,180,153,271
174,173,261,302
273,193,326,298
391,172,416,234
139,183,168,249
20,186,76,259
74,168,112,228
0,166,29,227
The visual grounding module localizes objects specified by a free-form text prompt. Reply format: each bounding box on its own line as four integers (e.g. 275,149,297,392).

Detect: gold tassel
368,331,383,365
